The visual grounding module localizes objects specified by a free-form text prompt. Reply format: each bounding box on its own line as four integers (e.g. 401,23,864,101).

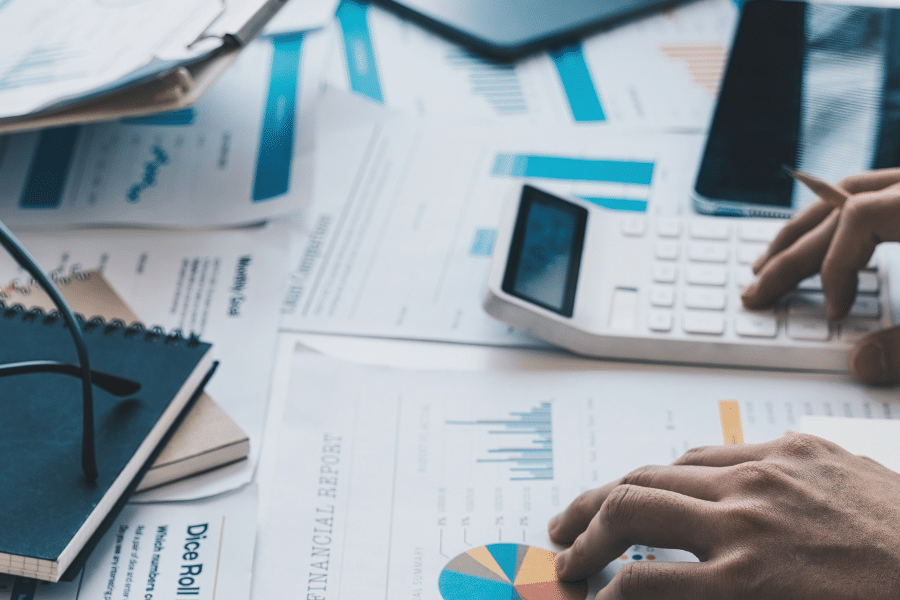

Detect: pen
782,166,849,208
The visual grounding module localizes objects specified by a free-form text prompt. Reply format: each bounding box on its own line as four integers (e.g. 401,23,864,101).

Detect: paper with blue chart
252,351,900,600
0,31,327,229
279,101,704,345
324,0,737,128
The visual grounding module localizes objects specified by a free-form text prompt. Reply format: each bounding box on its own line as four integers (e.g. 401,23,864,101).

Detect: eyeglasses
0,220,141,482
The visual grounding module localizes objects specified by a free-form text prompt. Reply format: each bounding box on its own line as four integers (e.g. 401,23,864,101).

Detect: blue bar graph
447,403,553,481
20,126,80,209
492,153,654,185
470,228,497,256
337,0,383,103
120,108,195,126
578,196,648,212
253,33,304,202
549,44,606,123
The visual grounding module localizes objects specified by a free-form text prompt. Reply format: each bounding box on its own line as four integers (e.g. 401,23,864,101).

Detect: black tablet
372,0,691,59
693,0,900,217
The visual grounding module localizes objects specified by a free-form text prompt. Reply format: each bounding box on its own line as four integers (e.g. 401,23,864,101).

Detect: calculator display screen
502,186,587,317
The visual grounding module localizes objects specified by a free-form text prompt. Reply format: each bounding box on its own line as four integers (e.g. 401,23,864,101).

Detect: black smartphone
693,0,900,217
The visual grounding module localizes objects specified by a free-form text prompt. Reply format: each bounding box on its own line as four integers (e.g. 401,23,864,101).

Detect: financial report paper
325,0,737,128
0,31,327,229
0,225,289,501
253,350,900,600
280,102,705,345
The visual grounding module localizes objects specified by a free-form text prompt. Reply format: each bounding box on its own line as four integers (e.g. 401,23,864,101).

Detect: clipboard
0,0,287,134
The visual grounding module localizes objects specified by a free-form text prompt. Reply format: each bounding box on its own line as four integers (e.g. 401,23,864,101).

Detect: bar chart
444,50,528,117
446,403,553,481
491,153,654,212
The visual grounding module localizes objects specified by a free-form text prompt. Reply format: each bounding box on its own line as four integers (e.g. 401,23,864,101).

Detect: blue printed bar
549,43,606,123
253,34,303,202
470,228,497,256
20,126,80,209
120,108,195,126
448,403,553,481
579,196,648,212
492,153,654,185
337,0,383,103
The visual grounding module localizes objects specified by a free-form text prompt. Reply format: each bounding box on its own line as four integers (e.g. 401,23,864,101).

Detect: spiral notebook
0,292,215,582
0,271,249,492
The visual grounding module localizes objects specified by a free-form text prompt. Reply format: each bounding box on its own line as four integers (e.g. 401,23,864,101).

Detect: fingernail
555,550,567,575
740,284,756,305
752,255,767,273
548,514,560,532
852,340,888,384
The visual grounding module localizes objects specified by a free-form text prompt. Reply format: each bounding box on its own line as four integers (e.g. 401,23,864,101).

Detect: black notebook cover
0,304,214,582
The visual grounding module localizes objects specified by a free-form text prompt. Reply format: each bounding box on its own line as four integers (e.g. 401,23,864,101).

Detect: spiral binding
0,300,202,347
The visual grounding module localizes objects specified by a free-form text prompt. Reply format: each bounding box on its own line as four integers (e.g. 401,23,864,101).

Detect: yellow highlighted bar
719,400,744,445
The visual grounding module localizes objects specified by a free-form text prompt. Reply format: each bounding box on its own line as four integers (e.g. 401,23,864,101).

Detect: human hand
548,433,900,600
740,168,900,384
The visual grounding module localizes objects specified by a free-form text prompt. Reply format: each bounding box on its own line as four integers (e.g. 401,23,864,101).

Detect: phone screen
694,0,900,214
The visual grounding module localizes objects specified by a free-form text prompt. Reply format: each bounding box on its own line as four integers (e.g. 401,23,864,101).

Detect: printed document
325,0,737,128
0,31,327,229
0,224,289,501
0,0,224,119
0,484,257,600
280,103,704,345
254,350,900,599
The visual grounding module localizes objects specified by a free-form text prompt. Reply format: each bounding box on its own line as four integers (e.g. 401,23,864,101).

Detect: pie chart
438,543,587,600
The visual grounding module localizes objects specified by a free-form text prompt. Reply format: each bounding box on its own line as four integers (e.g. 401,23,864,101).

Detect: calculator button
653,263,678,283
736,266,755,288
737,244,766,265
840,318,881,343
683,311,726,335
787,317,830,341
797,275,822,291
655,240,680,260
686,265,727,286
689,220,731,241
788,292,826,315
621,216,647,237
738,221,781,243
858,271,879,294
650,286,675,307
849,297,881,319
688,242,729,263
609,288,638,330
735,309,778,338
648,309,674,332
656,218,682,238
684,287,726,310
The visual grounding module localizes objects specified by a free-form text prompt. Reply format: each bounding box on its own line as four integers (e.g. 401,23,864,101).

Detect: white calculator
483,185,893,371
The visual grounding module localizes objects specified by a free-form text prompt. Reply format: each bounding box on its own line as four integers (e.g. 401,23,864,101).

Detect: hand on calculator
741,168,900,384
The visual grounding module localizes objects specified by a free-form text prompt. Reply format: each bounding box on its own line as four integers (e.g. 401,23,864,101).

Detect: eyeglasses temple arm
0,361,140,396
0,221,98,482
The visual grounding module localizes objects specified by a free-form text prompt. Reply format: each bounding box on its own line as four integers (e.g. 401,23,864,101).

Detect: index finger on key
752,200,833,274
742,209,839,309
